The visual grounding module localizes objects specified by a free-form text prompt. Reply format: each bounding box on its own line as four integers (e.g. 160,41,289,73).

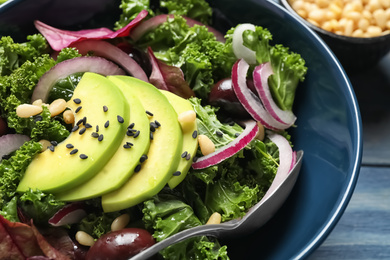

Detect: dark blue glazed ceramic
0,0,362,259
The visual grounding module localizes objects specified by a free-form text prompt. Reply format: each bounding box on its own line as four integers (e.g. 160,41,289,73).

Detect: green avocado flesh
161,90,198,189
17,73,128,193
102,76,183,212
55,83,151,201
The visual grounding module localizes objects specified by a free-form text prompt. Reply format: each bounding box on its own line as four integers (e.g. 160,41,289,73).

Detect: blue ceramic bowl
0,0,362,259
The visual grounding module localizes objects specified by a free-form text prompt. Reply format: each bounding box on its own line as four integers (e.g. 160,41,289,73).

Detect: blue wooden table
308,53,390,259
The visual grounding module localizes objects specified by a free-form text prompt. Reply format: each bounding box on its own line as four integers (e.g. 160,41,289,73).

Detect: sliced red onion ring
262,131,295,201
31,56,125,103
48,202,87,227
131,14,225,42
70,40,148,82
253,62,296,127
0,134,30,161
231,59,289,130
232,23,257,65
34,10,148,51
192,120,258,169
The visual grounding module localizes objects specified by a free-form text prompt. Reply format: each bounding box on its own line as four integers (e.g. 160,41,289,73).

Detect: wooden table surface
308,53,390,259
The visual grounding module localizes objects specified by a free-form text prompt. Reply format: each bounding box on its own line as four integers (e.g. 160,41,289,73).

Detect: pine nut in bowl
281,0,390,73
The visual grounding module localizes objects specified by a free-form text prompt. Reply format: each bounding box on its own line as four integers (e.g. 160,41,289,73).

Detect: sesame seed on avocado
17,73,129,193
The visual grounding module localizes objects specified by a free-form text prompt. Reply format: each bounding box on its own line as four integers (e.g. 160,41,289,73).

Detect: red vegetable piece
192,120,259,169
0,215,43,259
70,40,149,82
34,10,148,51
252,62,296,127
147,47,195,99
48,202,87,227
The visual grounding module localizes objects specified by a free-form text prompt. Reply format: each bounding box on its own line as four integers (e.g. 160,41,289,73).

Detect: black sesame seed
71,125,79,132
186,153,191,161
173,171,181,176
73,98,81,104
48,145,55,152
103,105,108,112
98,134,104,142
80,154,88,159
235,133,240,137
145,110,153,116
126,130,134,137
126,142,133,146
66,144,74,149
192,130,198,139
134,164,142,172
150,132,153,140
181,151,188,158
154,120,161,127
75,106,82,113
123,144,132,149
193,156,198,162
34,115,43,122
104,120,109,128
150,122,158,129
216,130,223,137
91,132,99,138
82,117,87,125
76,118,84,126
85,123,92,129
128,123,135,129
50,141,58,146
117,115,124,123
70,149,78,155
96,125,99,132
133,131,140,138
139,154,148,163
150,124,156,132
79,128,86,135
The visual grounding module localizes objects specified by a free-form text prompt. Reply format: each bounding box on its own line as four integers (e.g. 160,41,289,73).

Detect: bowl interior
0,0,363,259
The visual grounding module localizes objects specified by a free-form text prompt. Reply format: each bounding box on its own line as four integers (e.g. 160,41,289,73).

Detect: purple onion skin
208,78,257,118
85,228,155,260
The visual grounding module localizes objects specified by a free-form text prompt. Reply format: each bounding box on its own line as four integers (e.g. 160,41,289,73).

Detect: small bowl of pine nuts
281,0,390,73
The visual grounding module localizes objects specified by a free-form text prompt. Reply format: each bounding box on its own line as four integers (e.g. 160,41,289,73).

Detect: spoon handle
129,224,234,260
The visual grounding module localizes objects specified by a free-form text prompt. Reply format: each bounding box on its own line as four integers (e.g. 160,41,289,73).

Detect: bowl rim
280,0,390,43
267,0,363,258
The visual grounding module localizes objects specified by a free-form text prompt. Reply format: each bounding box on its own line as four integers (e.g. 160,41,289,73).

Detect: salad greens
0,0,306,259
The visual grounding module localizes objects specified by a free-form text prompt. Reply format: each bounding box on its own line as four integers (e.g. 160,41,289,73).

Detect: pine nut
206,212,222,225
38,139,52,152
373,9,387,28
256,122,265,141
49,99,67,117
32,99,43,106
198,134,215,156
16,104,43,118
111,213,130,232
63,110,75,125
75,231,95,247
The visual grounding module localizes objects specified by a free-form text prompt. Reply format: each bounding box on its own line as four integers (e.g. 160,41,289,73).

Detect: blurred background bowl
0,0,363,259
280,0,390,73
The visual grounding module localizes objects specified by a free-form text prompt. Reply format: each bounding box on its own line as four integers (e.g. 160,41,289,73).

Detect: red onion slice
253,62,296,127
131,14,225,42
192,120,258,169
34,10,148,51
262,131,294,201
31,56,125,103
0,134,30,161
231,59,289,130
232,23,257,64
48,203,87,227
70,40,148,82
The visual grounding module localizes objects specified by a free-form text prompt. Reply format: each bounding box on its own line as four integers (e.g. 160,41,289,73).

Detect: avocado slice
102,76,183,212
55,84,151,201
160,90,198,189
17,73,129,193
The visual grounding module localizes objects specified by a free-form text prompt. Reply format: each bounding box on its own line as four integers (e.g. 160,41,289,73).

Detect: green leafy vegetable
0,141,42,208
18,189,66,225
